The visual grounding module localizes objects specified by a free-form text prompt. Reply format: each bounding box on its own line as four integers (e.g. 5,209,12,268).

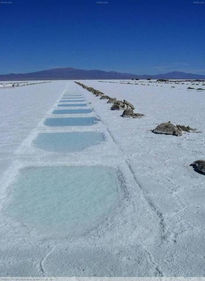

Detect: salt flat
0,81,66,177
0,80,205,276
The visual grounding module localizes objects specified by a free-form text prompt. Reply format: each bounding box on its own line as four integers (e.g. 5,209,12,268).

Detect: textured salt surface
0,81,66,178
1,80,205,276
33,132,104,152
44,117,99,126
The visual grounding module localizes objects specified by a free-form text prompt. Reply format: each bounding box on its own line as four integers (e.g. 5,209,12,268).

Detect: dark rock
107,98,117,104
115,100,126,109
111,103,121,110
87,87,93,92
190,160,205,175
157,79,169,82
121,108,134,117
133,112,144,118
176,125,197,132
121,108,144,118
110,100,126,110
152,121,183,136
94,90,104,96
123,100,135,110
100,95,110,100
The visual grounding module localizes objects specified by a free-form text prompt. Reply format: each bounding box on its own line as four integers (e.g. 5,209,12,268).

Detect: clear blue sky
0,0,204,74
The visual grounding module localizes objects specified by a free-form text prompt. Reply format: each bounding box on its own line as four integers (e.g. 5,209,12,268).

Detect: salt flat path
0,80,205,276
0,81,66,177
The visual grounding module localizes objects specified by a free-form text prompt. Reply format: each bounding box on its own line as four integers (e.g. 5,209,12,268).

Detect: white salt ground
0,80,205,276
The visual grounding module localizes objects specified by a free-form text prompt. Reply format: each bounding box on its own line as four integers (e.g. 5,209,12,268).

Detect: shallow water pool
59,99,85,103
63,95,83,98
33,132,104,152
44,117,99,126
4,166,121,237
58,103,87,107
52,109,93,114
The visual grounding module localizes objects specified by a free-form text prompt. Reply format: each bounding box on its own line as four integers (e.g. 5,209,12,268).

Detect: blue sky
0,0,204,74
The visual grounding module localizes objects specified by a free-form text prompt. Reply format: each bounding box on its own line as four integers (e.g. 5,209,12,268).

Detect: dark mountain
150,71,205,79
0,67,136,81
0,68,204,81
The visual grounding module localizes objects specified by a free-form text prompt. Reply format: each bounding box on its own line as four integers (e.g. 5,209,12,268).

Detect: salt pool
63,95,83,98
4,166,121,237
33,132,104,152
44,117,99,126
52,109,93,114
59,99,85,103
58,103,87,107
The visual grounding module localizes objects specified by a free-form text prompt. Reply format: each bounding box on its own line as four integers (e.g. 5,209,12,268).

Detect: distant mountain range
0,67,205,80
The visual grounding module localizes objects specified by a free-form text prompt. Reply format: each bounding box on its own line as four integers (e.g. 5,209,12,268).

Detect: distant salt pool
33,132,104,152
59,99,85,102
52,109,93,114
44,117,99,126
58,103,87,107
63,95,83,98
4,166,121,237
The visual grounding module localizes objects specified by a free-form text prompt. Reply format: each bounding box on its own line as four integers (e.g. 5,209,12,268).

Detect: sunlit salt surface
33,132,104,152
60,99,85,102
58,103,87,107
53,109,93,114
4,166,121,237
44,117,99,126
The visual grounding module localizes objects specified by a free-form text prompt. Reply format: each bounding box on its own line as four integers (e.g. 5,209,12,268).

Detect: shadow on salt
44,117,99,126
4,166,122,238
33,132,104,152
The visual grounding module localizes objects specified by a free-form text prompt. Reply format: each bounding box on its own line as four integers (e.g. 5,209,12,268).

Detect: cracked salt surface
1,80,205,276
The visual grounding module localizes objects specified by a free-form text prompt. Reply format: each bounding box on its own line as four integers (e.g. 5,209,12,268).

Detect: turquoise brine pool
52,109,93,114
59,99,85,103
63,95,83,98
58,104,87,107
5,166,121,237
33,132,104,152
44,117,99,126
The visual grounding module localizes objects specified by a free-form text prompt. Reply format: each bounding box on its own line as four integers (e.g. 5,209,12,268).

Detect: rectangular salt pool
59,99,85,103
4,166,121,237
33,132,104,152
52,109,93,114
63,95,83,98
44,117,99,126
58,103,87,107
